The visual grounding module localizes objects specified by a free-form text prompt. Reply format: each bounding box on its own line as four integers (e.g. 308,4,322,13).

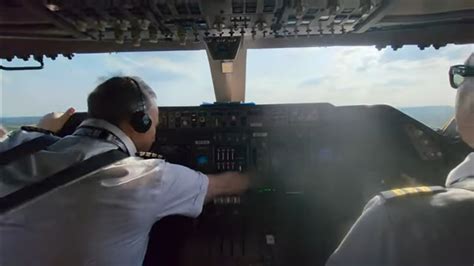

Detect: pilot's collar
446,152,474,189
77,119,137,156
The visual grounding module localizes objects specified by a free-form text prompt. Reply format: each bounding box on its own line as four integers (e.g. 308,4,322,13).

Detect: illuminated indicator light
265,234,275,245
258,188,275,193
197,155,208,165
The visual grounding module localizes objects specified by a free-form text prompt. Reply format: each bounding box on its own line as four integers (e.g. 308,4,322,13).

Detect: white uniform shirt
0,129,45,153
0,119,209,266
446,152,474,188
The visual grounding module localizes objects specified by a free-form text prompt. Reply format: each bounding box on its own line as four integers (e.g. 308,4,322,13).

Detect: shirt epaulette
380,186,446,200
136,151,164,160
21,126,55,136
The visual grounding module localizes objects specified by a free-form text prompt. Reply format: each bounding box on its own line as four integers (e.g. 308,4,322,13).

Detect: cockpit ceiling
0,0,473,59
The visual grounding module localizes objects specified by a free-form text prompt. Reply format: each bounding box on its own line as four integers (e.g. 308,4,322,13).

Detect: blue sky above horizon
0,43,472,117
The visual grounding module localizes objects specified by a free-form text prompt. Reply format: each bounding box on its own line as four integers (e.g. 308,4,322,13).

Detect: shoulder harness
74,126,129,154
136,151,164,160
380,186,446,200
21,126,56,136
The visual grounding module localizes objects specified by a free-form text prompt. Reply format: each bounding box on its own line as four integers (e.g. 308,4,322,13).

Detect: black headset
126,77,152,133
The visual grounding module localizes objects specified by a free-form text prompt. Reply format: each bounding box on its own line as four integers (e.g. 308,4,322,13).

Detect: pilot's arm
0,130,47,153
143,161,249,219
0,108,74,153
326,196,393,266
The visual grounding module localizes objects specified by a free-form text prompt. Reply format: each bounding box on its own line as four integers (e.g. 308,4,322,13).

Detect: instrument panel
142,103,458,266
59,103,466,266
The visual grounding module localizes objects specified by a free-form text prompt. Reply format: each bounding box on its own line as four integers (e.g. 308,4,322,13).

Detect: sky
0,43,472,117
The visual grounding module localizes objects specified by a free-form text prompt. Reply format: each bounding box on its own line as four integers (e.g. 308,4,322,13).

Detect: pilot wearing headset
0,77,250,266
326,53,474,266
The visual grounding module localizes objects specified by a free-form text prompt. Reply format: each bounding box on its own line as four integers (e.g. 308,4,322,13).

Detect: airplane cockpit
1,1,474,265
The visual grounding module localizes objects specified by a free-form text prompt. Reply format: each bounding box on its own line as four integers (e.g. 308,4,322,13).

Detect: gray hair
87,76,157,126
129,76,157,104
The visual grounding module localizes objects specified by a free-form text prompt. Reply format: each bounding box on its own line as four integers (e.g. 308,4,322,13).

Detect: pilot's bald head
455,53,474,147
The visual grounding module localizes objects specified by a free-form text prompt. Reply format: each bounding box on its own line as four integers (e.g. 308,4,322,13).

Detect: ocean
1,116,41,131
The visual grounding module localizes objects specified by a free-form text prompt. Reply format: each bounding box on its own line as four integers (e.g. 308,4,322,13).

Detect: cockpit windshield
246,44,473,128
1,43,473,130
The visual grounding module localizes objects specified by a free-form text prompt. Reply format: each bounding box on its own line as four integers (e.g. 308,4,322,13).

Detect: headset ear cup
126,77,152,133
131,111,152,133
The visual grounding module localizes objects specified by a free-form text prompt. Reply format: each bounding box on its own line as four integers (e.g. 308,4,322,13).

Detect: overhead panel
0,0,473,60
0,0,388,59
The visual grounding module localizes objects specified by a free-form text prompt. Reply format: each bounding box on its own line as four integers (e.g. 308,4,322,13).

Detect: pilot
326,53,474,266
0,76,250,266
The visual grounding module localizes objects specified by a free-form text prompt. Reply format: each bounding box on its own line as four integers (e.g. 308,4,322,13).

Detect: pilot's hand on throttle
221,172,251,194
37,107,75,133
244,169,261,190
207,172,251,201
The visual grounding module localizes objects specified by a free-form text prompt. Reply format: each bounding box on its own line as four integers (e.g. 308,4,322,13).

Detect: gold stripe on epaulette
136,151,164,160
380,186,445,200
391,189,406,196
402,187,418,194
417,186,431,192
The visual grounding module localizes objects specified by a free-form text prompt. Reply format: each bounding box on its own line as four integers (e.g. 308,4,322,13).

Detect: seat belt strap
0,135,60,166
0,149,128,215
